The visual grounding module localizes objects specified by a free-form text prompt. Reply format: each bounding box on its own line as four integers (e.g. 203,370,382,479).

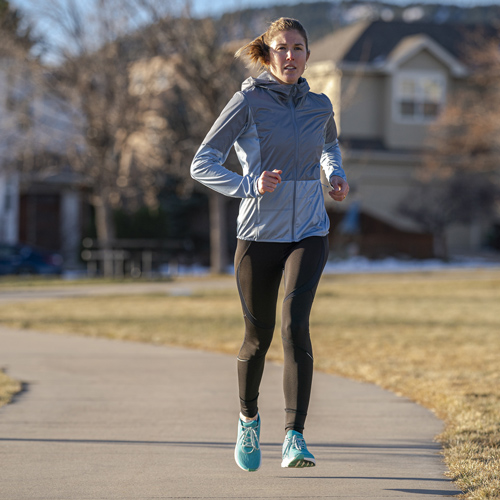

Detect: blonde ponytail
235,34,269,68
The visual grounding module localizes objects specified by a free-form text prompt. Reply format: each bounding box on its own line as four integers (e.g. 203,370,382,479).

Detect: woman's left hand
328,176,349,202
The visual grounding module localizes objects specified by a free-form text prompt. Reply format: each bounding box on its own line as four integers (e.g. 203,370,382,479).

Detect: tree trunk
93,192,115,277
209,191,228,274
433,229,449,261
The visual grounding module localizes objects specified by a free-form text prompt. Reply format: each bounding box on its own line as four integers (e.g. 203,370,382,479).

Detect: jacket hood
241,71,310,99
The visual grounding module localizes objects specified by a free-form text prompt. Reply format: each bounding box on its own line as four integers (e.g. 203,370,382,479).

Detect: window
395,72,446,122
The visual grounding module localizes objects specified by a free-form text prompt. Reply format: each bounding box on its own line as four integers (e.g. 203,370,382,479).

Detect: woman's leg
281,236,329,433
234,239,284,418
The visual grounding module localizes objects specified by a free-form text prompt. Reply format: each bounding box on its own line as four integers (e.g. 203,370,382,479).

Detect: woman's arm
321,113,349,201
320,114,346,182
191,93,261,199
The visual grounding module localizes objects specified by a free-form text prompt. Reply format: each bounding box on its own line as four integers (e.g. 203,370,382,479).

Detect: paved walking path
0,325,461,499
0,279,234,304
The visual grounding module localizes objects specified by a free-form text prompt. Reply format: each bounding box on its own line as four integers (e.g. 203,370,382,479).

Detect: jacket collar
241,71,310,99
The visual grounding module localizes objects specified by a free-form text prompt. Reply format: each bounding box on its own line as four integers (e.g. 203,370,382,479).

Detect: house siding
401,49,451,72
340,74,385,139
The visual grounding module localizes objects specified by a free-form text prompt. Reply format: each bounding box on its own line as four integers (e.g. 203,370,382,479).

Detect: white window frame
393,70,447,124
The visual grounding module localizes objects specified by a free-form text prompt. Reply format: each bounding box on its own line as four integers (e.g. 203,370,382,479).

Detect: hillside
217,1,500,43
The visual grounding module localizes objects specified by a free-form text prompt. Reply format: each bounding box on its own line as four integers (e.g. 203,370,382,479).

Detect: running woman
191,17,349,471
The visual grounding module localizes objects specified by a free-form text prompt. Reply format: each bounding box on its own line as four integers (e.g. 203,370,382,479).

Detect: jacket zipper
290,87,299,241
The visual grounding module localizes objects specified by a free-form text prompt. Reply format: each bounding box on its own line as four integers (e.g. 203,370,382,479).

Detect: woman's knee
238,328,274,361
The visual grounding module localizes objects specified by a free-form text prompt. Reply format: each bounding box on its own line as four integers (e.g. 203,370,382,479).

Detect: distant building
0,55,87,269
307,20,497,258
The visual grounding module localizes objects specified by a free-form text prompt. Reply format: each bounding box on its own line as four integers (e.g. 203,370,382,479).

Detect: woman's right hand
257,169,282,195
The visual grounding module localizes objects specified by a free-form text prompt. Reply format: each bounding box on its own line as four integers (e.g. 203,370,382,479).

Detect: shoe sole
281,455,316,468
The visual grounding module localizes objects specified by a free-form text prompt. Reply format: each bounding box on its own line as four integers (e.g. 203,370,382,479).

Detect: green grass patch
0,269,499,499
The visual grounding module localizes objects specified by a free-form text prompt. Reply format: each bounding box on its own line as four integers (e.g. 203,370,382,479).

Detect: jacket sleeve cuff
191,144,260,199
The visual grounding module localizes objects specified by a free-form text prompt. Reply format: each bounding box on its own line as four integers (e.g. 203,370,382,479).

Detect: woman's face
266,30,310,85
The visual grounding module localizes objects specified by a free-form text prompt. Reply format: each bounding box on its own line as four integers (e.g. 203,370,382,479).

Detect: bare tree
0,0,37,158
126,6,245,272
18,0,244,275
0,0,46,246
425,27,500,176
399,27,500,259
169,20,245,274
22,0,173,275
0,0,37,53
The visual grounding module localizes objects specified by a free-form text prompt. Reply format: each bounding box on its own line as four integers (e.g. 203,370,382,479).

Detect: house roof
384,33,468,76
309,21,371,65
309,20,496,67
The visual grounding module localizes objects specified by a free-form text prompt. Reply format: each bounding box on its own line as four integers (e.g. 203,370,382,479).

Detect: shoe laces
291,434,306,451
239,426,260,453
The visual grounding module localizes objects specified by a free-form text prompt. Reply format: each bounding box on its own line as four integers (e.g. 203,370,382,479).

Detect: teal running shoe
234,415,261,472
281,430,316,468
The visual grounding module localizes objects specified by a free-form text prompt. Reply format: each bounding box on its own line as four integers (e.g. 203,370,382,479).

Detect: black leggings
234,235,329,433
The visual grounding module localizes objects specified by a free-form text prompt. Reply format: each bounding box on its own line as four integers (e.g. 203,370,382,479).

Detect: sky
198,0,496,16
176,0,500,16
11,0,498,20
178,0,495,16
9,0,496,62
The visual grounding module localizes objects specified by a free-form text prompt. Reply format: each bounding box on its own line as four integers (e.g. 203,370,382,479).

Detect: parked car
0,244,63,276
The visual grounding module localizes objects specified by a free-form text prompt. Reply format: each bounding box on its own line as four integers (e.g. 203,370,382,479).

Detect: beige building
307,20,494,258
0,56,86,269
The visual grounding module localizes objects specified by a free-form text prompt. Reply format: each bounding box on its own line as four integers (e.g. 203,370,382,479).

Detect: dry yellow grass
0,370,22,406
0,269,498,498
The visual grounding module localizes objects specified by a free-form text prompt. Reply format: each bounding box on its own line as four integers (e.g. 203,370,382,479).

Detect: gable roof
309,20,496,70
384,33,468,76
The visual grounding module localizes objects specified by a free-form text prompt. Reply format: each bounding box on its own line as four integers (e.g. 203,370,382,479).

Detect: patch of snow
324,256,500,274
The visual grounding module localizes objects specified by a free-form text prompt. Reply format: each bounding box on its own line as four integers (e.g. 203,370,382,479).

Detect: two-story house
307,20,494,258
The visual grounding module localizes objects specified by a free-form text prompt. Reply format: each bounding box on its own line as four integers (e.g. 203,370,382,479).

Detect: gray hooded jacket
190,71,346,242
